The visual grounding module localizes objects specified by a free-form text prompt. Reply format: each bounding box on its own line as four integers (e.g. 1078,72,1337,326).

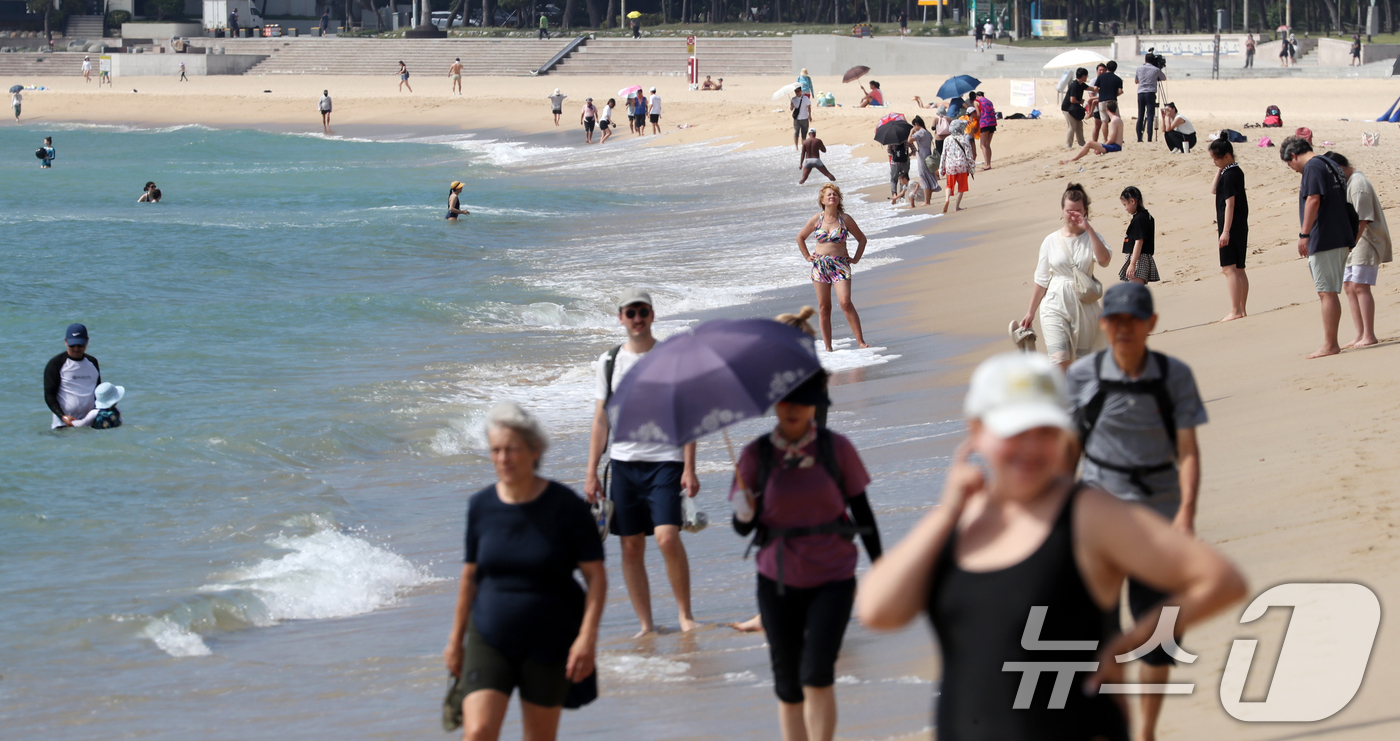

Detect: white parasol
1043,49,1112,70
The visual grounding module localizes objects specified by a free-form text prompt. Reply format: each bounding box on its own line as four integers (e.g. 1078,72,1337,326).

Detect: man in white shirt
585,289,701,636
790,86,812,150
319,90,333,133
45,323,102,429
648,87,662,134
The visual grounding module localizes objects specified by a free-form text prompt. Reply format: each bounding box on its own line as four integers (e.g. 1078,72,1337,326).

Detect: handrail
533,35,587,76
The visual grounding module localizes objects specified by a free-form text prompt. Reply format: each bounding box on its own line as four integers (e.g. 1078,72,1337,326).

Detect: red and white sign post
687,36,698,89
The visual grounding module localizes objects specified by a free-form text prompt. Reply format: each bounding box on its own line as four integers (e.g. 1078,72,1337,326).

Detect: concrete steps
0,52,87,76
552,38,791,76
206,38,568,76
66,16,106,40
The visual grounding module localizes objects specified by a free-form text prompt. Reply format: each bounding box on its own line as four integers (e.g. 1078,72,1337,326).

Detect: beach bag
1263,104,1282,127
1067,103,1085,121
1364,132,1380,147
1057,232,1103,304
935,115,950,137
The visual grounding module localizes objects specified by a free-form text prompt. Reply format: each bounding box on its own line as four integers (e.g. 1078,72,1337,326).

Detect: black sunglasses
623,306,652,319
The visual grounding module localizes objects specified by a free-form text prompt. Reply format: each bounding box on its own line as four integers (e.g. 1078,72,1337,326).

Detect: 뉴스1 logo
1002,583,1380,722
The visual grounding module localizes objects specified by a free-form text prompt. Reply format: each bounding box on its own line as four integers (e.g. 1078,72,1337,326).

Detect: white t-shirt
984,22,993,34
792,94,811,121
601,104,613,121
1170,116,1195,135
595,347,683,462
12,92,20,107
82,59,91,71
648,94,661,114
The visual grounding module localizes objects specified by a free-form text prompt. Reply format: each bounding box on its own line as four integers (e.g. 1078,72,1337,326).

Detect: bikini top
813,213,848,244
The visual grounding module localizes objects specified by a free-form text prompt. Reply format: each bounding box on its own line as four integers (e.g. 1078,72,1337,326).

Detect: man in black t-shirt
1282,135,1354,358
1210,139,1250,322
1061,67,1089,149
1092,60,1123,127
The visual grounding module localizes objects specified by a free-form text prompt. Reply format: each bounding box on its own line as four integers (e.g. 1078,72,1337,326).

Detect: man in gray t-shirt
1065,283,1206,741
1133,56,1167,143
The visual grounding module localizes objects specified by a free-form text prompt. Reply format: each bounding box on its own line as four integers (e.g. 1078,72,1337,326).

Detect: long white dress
1034,229,1105,365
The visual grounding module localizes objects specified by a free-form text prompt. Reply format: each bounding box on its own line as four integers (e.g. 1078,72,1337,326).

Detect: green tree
149,0,185,21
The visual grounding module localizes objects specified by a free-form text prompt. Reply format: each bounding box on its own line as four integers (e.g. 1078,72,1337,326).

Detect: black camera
1145,48,1167,69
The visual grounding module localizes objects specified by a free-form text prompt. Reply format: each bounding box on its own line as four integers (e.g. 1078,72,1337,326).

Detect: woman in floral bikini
796,184,871,352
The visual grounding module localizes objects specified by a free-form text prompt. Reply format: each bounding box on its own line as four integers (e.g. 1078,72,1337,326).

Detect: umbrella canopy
627,10,642,17
936,75,981,99
1042,49,1110,70
772,82,802,101
877,112,906,127
874,119,913,146
606,319,821,448
842,65,870,83
9,85,22,94
618,85,642,97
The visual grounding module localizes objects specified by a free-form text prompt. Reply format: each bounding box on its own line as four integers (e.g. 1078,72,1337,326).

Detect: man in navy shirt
1282,135,1355,358
1092,60,1123,136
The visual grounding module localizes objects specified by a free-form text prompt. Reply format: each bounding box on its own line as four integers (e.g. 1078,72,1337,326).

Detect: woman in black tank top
854,353,1246,741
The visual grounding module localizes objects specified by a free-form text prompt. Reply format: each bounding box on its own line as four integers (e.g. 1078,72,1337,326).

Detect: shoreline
13,73,1400,739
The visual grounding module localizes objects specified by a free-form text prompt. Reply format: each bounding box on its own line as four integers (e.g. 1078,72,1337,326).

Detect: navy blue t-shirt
1093,72,1123,101
465,480,604,663
1299,155,1354,254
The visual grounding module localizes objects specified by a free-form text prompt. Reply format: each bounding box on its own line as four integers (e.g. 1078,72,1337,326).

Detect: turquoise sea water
0,122,963,739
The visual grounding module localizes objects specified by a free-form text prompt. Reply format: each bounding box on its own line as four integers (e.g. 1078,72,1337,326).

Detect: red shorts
946,172,969,192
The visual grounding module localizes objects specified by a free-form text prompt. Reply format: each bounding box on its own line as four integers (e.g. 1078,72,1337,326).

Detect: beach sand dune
17,71,1400,739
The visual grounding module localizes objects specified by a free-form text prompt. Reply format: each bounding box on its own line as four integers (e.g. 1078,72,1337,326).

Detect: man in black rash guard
45,323,101,429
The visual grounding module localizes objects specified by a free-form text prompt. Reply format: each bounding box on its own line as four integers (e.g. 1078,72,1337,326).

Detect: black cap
779,370,830,407
1101,283,1154,320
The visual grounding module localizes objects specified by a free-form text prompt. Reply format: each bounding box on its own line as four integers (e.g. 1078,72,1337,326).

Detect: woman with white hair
444,403,606,740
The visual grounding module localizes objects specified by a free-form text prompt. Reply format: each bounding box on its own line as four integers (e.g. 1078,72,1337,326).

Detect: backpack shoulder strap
815,428,845,494
1076,350,1111,447
751,434,778,501
602,345,622,405
1147,351,1178,452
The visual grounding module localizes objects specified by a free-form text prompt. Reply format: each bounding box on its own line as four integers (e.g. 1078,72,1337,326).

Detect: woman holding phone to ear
856,353,1246,741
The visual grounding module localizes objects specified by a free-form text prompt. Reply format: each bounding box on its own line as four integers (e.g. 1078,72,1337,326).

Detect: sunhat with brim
450,181,463,191
964,352,1072,438
94,383,124,410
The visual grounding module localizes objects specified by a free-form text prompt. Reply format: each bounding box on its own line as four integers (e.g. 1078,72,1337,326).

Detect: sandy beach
14,69,1400,738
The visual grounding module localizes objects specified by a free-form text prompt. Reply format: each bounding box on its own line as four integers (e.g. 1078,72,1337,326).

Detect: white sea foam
200,519,436,622
598,653,692,683
821,340,900,373
722,670,760,683
143,617,212,658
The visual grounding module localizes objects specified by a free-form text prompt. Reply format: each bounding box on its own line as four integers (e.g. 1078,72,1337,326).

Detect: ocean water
0,122,966,740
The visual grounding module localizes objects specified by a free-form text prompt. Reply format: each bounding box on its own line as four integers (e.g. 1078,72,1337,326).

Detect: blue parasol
936,75,981,100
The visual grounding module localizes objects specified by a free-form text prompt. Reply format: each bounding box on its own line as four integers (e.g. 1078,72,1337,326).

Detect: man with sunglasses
45,323,102,429
585,289,702,636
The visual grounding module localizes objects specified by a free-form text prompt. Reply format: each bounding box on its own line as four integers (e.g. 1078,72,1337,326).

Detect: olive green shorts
458,622,571,708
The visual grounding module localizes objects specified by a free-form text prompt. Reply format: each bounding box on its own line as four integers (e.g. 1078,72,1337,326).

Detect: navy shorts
609,460,683,536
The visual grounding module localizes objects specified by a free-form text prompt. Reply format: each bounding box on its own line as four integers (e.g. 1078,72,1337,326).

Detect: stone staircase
65,15,107,40
0,52,87,76
189,37,570,76
551,37,791,76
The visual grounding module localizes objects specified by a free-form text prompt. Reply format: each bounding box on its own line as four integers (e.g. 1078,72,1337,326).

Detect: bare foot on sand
955,206,966,211
678,616,701,632
1344,337,1379,349
1307,345,1342,359
631,627,656,639
1220,312,1246,322
942,202,950,214
725,615,764,633
858,341,871,348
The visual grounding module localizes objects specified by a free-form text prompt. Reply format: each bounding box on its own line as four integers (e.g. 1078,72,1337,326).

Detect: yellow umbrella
627,11,642,17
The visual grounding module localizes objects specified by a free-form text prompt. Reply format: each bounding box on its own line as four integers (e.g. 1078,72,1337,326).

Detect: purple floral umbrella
606,319,821,448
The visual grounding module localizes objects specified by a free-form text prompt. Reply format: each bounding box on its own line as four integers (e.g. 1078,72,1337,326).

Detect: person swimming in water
447,181,469,221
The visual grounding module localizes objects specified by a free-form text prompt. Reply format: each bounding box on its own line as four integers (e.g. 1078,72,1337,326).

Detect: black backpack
1318,156,1361,246
738,428,868,593
1075,350,1178,495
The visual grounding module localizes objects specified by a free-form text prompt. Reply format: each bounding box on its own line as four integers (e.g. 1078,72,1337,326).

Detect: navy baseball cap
65,323,89,346
1101,283,1155,320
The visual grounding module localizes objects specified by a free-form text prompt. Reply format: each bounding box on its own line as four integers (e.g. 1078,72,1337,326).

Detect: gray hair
1279,135,1313,163
485,402,549,465
950,118,968,135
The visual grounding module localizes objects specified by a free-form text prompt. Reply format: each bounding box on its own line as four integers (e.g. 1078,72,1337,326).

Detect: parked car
430,11,464,28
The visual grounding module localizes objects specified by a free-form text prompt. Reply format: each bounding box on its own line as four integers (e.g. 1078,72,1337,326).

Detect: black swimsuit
927,484,1128,741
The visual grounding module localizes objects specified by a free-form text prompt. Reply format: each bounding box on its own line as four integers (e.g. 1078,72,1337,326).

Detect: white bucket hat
964,353,1071,438
94,382,125,410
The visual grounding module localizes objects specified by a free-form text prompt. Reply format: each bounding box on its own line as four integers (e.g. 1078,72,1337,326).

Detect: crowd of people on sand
31,42,1391,741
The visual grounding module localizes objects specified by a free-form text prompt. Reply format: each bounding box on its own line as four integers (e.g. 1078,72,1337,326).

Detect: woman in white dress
1018,183,1113,369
